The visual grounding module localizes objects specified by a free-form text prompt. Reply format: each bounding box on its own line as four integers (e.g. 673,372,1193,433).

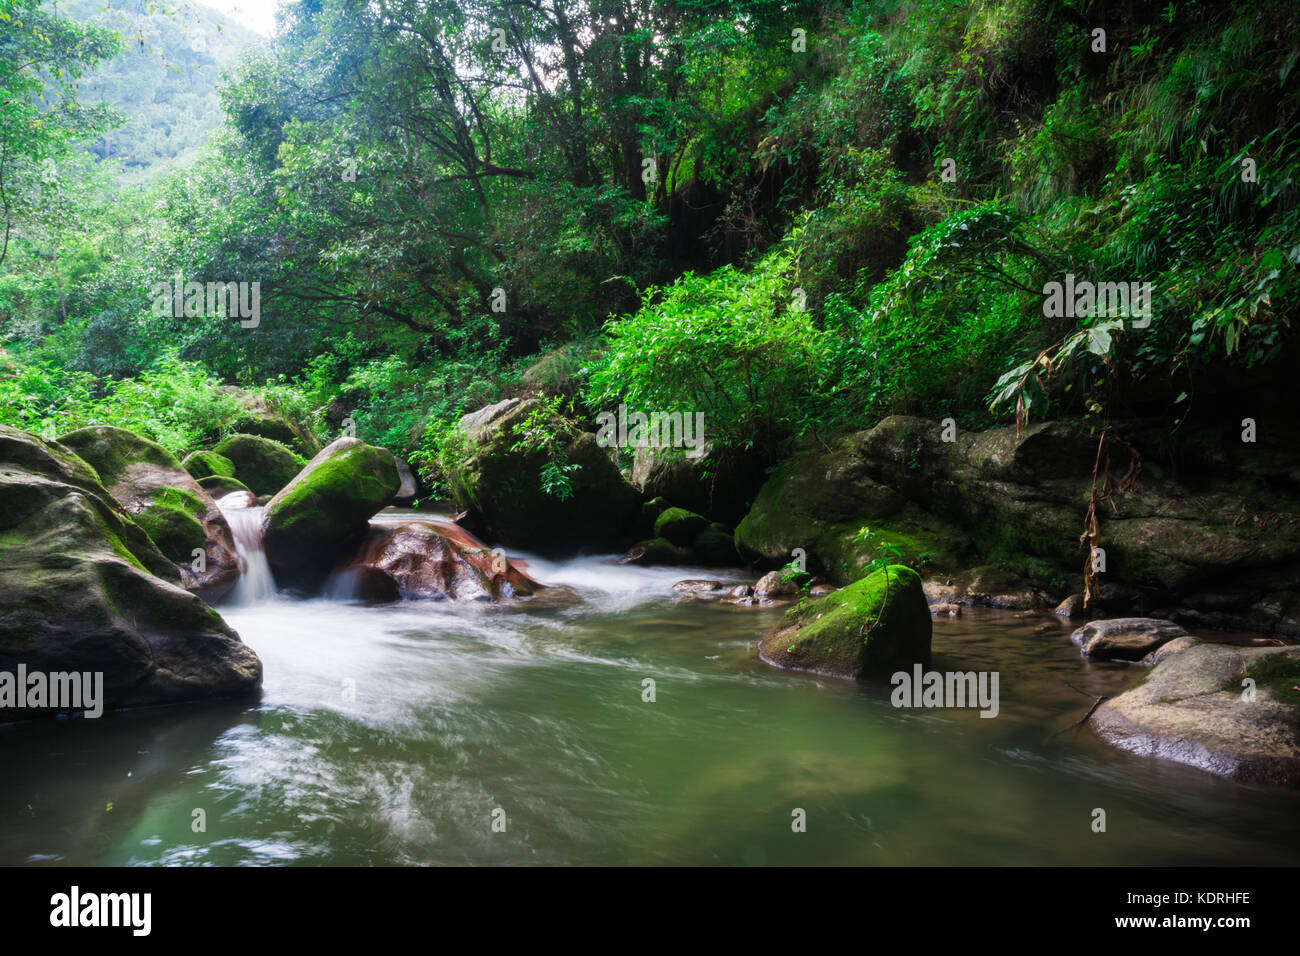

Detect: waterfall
218,491,276,605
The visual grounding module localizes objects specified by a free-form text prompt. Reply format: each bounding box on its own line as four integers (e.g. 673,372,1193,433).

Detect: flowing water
1,507,1297,866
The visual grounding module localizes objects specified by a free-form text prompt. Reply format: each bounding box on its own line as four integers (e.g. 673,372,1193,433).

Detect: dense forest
3,0,1300,873
4,0,1295,477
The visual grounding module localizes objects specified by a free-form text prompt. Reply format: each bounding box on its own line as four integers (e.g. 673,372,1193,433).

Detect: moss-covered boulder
654,506,708,546
182,450,234,481
759,565,931,679
735,438,973,584
197,474,252,497
448,398,638,555
261,437,401,587
0,426,261,719
58,426,242,602
213,433,306,496
218,386,321,456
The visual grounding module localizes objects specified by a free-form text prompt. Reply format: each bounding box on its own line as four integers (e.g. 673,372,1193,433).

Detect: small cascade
217,491,276,605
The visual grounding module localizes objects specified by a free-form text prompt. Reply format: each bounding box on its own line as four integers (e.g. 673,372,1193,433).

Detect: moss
761,565,931,677
654,506,708,546
213,433,306,495
1229,652,1300,707
57,425,180,488
182,450,235,480
135,500,207,561
198,474,251,496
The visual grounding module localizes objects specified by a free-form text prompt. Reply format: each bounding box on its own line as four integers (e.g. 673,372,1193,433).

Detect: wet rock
759,565,931,679
621,537,693,566
335,520,547,602
754,570,798,598
0,426,261,720
672,579,726,598
1091,644,1300,785
930,603,962,617
1055,593,1086,619
1071,617,1188,662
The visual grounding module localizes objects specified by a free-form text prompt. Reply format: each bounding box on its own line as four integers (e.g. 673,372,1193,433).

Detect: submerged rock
1070,617,1188,662
758,565,931,679
448,398,638,555
58,425,242,602
261,438,400,588
1091,644,1300,785
213,433,305,496
0,426,261,720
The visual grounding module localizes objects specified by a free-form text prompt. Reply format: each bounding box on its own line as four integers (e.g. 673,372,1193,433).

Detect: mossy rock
261,438,401,587
58,424,180,487
134,487,209,561
58,425,242,600
214,433,306,496
218,386,322,456
759,565,931,679
654,507,708,547
0,425,261,718
448,398,638,555
197,474,252,497
182,450,234,480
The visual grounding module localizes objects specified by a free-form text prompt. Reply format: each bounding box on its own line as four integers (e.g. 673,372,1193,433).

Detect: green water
2,553,1297,866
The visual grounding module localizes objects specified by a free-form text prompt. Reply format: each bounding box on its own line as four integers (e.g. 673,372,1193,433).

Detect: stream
1,507,1297,866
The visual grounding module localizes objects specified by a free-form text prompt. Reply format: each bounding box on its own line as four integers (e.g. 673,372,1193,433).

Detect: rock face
448,398,638,555
630,444,763,525
58,426,242,602
1071,618,1189,662
1091,643,1300,785
261,438,401,588
213,433,306,496
735,415,1300,633
0,426,261,719
334,518,552,602
759,565,932,679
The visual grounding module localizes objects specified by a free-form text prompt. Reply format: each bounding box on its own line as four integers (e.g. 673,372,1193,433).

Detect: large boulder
630,443,764,525
332,518,555,602
448,398,638,555
735,437,973,584
261,438,401,587
58,425,242,602
213,433,305,496
0,426,262,720
758,565,932,679
1092,643,1300,785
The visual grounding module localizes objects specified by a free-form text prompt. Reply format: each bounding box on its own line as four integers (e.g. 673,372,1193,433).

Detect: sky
200,0,282,37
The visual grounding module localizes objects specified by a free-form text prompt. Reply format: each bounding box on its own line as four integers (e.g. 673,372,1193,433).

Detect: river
1,508,1297,865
